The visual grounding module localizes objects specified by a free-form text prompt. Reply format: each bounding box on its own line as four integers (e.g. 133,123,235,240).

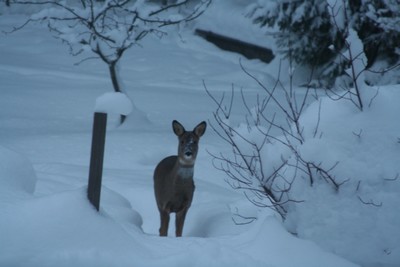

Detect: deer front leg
175,207,189,237
159,210,170,237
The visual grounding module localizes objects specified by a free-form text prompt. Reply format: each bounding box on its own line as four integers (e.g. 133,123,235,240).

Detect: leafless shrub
205,61,344,219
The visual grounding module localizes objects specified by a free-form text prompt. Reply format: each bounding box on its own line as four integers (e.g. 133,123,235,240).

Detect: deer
153,120,207,237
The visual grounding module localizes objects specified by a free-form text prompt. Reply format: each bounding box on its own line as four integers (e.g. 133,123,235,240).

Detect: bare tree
7,0,211,123
205,61,345,219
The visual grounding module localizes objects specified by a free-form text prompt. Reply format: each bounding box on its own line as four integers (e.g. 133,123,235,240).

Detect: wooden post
87,112,107,211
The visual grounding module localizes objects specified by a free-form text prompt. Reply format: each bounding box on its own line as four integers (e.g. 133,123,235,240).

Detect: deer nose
185,151,193,157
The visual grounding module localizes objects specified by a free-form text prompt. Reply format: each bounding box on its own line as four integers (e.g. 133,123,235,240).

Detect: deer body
154,120,206,237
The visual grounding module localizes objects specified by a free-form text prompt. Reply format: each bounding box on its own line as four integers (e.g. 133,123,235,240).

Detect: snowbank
223,81,400,267
283,85,400,267
0,184,357,267
0,188,146,267
0,140,357,266
0,146,147,266
235,214,358,267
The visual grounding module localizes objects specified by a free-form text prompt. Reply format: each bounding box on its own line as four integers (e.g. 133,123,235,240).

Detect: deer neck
174,158,194,181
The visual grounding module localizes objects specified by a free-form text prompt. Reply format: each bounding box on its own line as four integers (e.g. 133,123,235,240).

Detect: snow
285,86,400,267
0,1,398,267
344,28,368,89
0,146,36,196
95,92,133,116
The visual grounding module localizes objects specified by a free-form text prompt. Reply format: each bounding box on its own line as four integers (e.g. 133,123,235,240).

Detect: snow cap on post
95,92,133,116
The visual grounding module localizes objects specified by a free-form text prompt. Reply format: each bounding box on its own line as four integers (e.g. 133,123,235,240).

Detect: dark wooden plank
87,112,107,211
195,29,275,63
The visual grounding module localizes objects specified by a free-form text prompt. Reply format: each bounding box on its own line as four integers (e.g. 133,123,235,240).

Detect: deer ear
172,120,185,136
194,121,207,137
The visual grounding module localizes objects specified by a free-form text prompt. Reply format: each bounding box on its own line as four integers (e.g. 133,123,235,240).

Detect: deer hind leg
159,210,170,237
175,207,189,237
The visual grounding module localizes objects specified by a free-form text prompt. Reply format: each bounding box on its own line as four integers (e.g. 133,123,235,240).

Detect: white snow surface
0,1,398,267
95,92,133,115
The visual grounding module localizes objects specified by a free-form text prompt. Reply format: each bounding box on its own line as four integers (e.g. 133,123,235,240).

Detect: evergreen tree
248,0,337,66
350,0,400,67
247,0,400,87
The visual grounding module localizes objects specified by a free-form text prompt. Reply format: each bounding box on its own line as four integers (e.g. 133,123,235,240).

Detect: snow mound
0,188,146,267
239,214,358,267
284,85,400,267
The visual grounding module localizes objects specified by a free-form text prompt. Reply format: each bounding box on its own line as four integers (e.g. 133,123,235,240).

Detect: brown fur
153,120,206,237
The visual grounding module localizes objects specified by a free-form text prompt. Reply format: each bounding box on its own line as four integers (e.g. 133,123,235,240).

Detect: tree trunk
109,62,126,124
109,62,121,93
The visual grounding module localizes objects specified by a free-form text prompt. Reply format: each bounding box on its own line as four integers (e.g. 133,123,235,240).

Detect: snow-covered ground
0,1,399,267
